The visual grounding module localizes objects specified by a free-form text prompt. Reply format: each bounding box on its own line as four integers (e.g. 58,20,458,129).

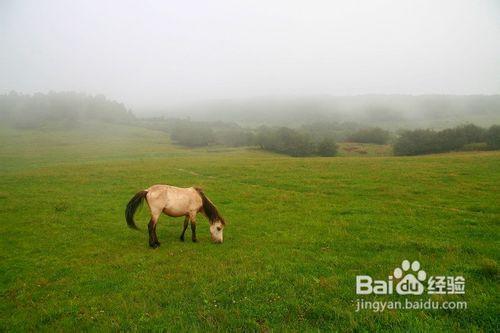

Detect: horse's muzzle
211,237,223,244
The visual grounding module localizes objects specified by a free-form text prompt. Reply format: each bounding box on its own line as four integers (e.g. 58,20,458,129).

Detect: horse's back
146,184,196,195
145,184,201,217
146,184,176,193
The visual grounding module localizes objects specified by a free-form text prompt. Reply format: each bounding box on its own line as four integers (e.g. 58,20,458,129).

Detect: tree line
2,92,498,157
166,121,395,157
168,120,500,157
170,123,338,157
393,124,500,155
0,91,134,128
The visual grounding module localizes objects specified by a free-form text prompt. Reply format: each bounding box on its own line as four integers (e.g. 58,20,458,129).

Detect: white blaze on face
210,221,224,243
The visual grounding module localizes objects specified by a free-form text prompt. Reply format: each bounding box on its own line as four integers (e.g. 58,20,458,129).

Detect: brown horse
125,185,225,247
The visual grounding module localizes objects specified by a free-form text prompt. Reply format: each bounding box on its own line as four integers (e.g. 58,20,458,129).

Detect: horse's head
209,219,224,243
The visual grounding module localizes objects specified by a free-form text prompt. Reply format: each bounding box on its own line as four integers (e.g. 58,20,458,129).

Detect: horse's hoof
149,243,159,249
180,236,185,242
192,239,198,243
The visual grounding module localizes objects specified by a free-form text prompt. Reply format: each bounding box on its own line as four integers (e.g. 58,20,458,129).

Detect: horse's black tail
125,190,148,230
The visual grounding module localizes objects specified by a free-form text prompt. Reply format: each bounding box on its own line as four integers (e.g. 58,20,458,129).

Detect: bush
485,125,500,149
393,129,439,155
256,126,337,157
393,124,494,156
171,123,215,147
434,124,486,152
316,137,338,156
347,127,390,144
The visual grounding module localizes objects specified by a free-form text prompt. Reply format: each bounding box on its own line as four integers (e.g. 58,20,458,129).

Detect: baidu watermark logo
354,260,467,312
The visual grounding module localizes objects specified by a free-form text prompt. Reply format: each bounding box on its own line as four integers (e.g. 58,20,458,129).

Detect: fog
1,0,499,111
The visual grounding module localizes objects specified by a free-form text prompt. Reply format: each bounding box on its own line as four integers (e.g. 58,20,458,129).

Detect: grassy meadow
0,123,498,331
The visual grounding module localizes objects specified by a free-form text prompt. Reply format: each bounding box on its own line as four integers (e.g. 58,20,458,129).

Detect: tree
256,126,341,157
393,124,494,156
0,91,135,128
316,137,338,156
171,122,215,147
347,127,391,144
485,125,500,149
393,129,439,156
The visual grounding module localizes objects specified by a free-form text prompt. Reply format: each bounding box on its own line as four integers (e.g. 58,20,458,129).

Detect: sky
1,0,499,110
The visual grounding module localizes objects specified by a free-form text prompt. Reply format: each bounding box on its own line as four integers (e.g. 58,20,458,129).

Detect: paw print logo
393,260,427,295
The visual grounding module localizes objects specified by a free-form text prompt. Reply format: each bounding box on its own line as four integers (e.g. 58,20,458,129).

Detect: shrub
347,127,391,144
273,127,315,156
434,124,486,152
393,129,439,155
393,124,494,156
485,125,500,149
256,126,338,157
316,137,338,156
171,123,215,147
256,126,316,156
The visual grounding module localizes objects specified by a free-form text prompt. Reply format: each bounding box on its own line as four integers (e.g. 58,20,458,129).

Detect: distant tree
255,126,275,149
0,91,134,128
316,137,338,156
393,124,494,156
214,128,255,147
485,125,500,149
300,121,355,142
434,124,486,152
459,124,487,143
265,127,312,156
393,129,439,155
347,127,391,144
171,122,215,147
256,126,330,157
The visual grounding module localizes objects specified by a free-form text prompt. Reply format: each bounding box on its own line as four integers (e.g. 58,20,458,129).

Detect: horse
125,185,226,247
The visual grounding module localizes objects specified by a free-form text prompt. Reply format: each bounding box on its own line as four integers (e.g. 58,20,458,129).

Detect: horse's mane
194,187,225,225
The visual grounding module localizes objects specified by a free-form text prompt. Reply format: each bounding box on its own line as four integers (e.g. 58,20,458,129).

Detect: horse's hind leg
180,216,189,241
148,218,160,248
148,209,161,248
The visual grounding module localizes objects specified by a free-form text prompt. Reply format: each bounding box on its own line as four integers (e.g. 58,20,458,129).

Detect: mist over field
1,0,500,111
153,95,500,128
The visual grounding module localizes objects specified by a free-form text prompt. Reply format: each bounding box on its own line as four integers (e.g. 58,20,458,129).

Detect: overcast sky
1,0,499,109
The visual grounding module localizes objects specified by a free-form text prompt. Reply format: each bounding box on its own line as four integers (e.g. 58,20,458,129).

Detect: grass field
0,123,498,331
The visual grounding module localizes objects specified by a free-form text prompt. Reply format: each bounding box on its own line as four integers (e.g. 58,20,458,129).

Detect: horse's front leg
180,216,189,241
189,212,198,242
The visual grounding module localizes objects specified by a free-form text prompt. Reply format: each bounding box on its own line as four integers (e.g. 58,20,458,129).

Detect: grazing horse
125,185,225,247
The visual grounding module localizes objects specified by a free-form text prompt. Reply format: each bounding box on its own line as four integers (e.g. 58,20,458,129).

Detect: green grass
0,123,498,331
